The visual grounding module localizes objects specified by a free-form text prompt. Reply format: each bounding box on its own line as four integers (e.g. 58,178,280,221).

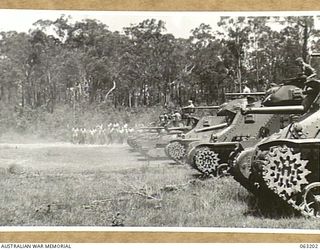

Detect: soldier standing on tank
295,57,317,81
182,100,196,127
185,100,195,109
172,110,184,127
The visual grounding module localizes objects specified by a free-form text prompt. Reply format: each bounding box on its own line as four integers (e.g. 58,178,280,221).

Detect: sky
0,10,320,38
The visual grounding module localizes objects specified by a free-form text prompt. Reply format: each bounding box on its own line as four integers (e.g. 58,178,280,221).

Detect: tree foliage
1,15,320,113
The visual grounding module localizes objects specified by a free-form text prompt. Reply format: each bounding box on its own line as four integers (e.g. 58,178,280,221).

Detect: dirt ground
0,141,318,229
0,143,170,172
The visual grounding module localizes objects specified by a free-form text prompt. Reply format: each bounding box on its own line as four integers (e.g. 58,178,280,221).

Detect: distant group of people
70,123,134,145
154,101,200,129
156,108,192,128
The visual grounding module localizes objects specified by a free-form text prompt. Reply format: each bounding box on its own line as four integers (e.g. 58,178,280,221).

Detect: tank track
193,146,221,176
127,137,139,149
165,141,187,164
252,145,320,218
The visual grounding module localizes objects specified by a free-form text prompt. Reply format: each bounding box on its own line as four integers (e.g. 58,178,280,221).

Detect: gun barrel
193,106,220,109
195,123,228,133
225,92,266,97
140,126,164,130
182,106,220,110
167,126,191,131
242,105,305,114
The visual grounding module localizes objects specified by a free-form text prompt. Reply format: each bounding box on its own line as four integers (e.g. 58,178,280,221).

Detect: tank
165,116,228,164
232,77,320,218
185,86,306,177
132,109,201,158
165,98,249,164
127,113,172,151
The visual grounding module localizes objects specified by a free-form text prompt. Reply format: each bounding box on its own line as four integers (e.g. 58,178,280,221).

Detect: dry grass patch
0,144,318,229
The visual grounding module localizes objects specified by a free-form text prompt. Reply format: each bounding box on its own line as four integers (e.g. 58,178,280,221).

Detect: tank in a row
232,76,320,218
183,85,304,177
127,107,215,158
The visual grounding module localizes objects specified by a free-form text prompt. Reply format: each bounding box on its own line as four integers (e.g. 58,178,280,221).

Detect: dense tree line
1,15,320,113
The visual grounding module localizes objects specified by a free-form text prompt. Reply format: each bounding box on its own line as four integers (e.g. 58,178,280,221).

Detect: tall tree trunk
89,84,97,104
302,24,309,62
128,92,132,108
237,56,242,92
47,70,55,113
21,83,25,107
0,85,4,101
236,32,242,92
134,90,138,108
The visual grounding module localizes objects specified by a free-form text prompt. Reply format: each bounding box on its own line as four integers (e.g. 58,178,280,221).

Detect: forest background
0,15,319,140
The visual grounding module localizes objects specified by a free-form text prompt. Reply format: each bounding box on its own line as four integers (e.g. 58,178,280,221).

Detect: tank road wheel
262,145,310,200
216,164,230,177
164,142,170,155
301,182,320,218
231,147,254,179
129,138,139,150
166,142,186,164
230,148,260,194
194,147,220,176
127,138,133,147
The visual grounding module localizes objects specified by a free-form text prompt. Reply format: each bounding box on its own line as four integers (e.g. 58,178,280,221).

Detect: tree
218,16,252,92
0,31,34,107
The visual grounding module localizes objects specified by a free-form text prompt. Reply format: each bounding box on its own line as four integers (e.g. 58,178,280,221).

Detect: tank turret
262,85,304,107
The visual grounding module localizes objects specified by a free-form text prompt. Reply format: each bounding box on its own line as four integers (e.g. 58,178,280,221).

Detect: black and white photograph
0,9,320,230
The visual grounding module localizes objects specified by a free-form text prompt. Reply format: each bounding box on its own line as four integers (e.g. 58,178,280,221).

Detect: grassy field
0,142,319,229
